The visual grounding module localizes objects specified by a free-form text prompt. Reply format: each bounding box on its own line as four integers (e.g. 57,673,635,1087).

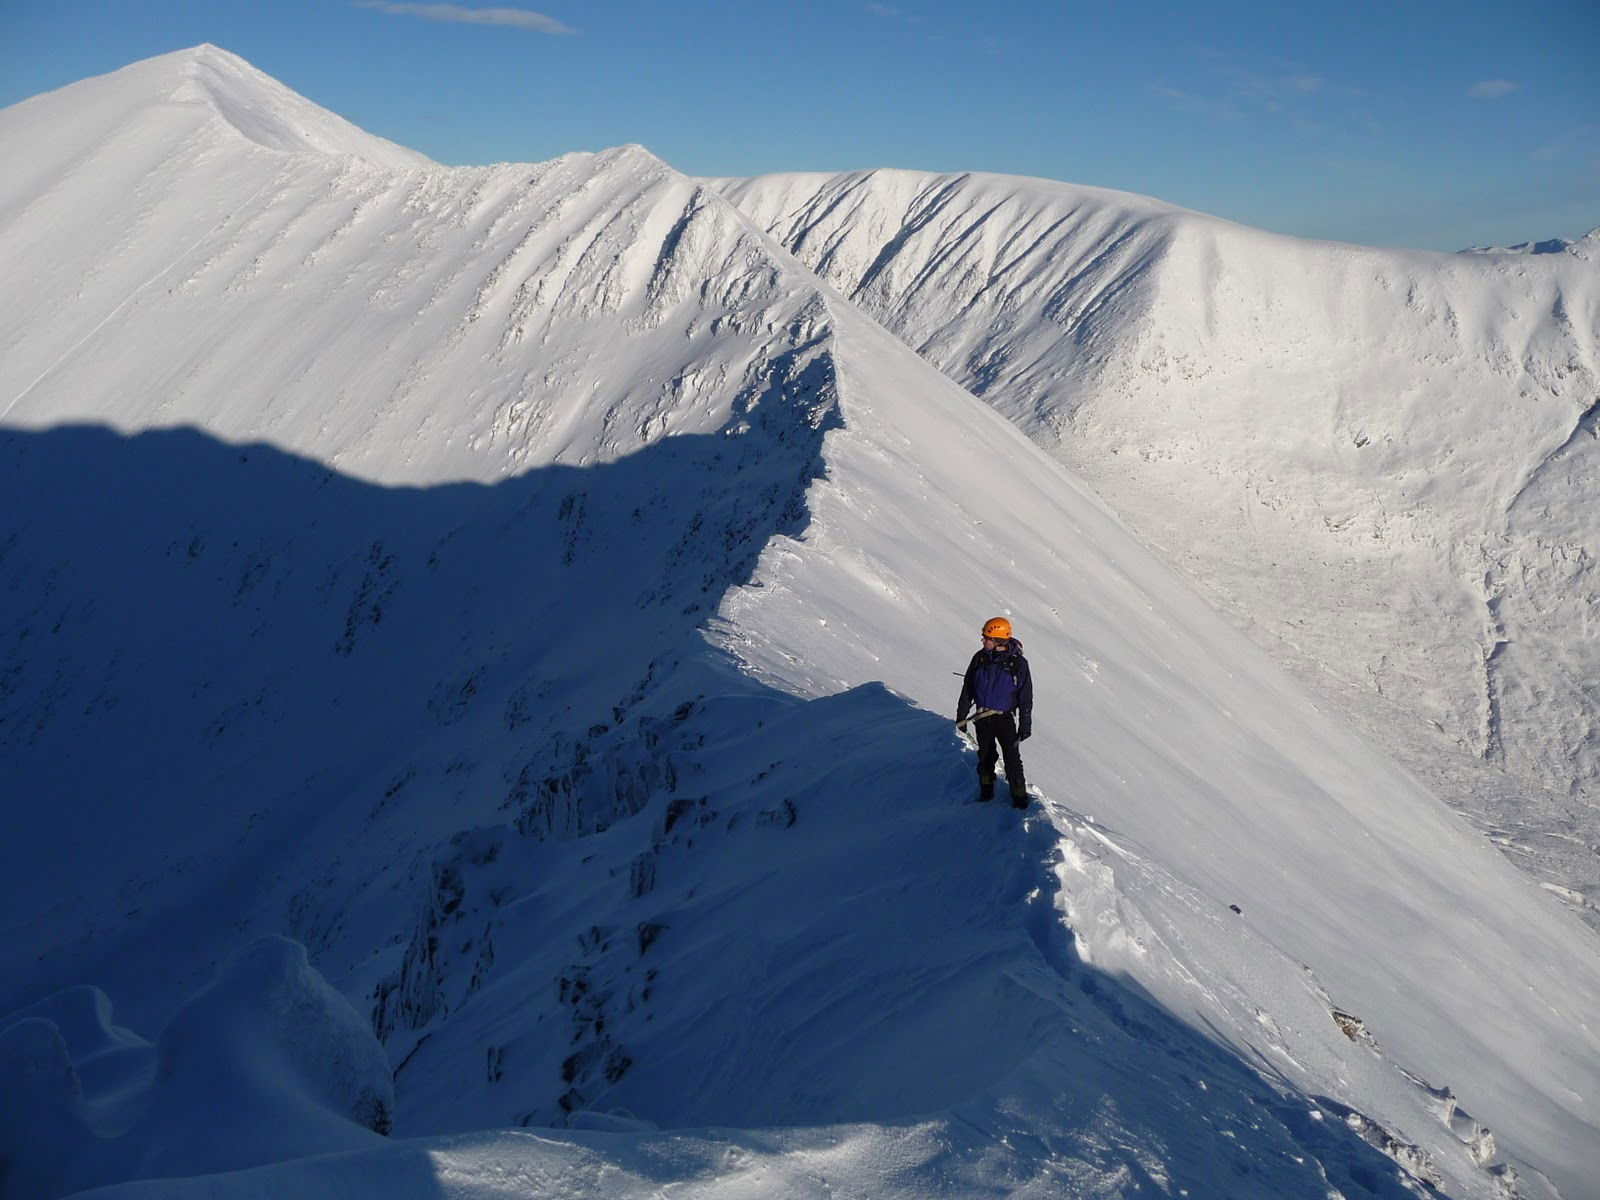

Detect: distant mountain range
1462,233,1597,256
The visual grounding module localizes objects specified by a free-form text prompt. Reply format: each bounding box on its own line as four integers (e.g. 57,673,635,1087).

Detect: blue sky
2,0,1595,250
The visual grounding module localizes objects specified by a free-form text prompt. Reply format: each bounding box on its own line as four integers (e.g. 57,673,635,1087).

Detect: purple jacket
957,638,1033,732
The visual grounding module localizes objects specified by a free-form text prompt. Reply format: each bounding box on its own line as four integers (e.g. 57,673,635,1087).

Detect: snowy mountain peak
0,45,433,173
1460,226,1600,257
151,44,436,167
1461,235,1572,255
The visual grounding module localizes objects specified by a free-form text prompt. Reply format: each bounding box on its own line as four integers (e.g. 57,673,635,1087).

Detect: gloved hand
1018,727,1032,741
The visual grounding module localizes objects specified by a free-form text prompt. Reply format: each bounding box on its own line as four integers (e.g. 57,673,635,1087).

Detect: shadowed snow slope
3,47,1599,1200
721,169,1600,922
0,939,391,1197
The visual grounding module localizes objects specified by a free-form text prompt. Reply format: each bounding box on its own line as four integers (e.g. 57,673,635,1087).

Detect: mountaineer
956,617,1033,808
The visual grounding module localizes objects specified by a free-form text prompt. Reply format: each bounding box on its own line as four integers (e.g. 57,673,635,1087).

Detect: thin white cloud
1155,49,1370,131
1468,79,1518,99
1531,122,1597,161
354,1,574,34
1222,62,1325,101
1149,85,1243,121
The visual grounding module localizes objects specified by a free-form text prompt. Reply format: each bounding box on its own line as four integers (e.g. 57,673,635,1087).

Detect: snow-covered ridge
720,166,1600,919
0,63,831,484
4,47,1600,1200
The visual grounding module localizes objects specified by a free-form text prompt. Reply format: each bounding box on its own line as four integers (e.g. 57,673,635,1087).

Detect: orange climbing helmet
982,617,1012,640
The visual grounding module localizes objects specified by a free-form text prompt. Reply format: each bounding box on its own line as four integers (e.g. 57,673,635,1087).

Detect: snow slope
1,939,392,1197
3,47,1599,1200
720,169,1600,920
1,44,854,1020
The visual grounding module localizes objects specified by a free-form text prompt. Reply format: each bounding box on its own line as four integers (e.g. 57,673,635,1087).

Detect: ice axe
955,707,1008,741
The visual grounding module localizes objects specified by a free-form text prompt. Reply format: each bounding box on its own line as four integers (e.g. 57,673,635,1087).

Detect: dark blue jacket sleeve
1016,656,1033,732
956,652,980,720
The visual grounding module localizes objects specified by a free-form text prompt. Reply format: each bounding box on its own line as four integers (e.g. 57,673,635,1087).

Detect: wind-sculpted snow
4,45,1600,1200
722,168,1600,920
0,938,391,1200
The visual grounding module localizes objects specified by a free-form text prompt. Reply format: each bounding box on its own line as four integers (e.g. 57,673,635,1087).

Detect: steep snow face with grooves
0,47,823,487
4,48,1600,1200
721,168,1600,920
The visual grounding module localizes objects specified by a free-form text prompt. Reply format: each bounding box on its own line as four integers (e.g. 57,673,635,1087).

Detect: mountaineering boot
978,773,995,802
1010,783,1029,809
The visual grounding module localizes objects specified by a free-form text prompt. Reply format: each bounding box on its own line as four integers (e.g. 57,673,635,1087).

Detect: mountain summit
3,48,1598,1200
1,44,433,173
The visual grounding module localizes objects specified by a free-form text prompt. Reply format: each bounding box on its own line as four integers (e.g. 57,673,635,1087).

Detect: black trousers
975,712,1025,789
